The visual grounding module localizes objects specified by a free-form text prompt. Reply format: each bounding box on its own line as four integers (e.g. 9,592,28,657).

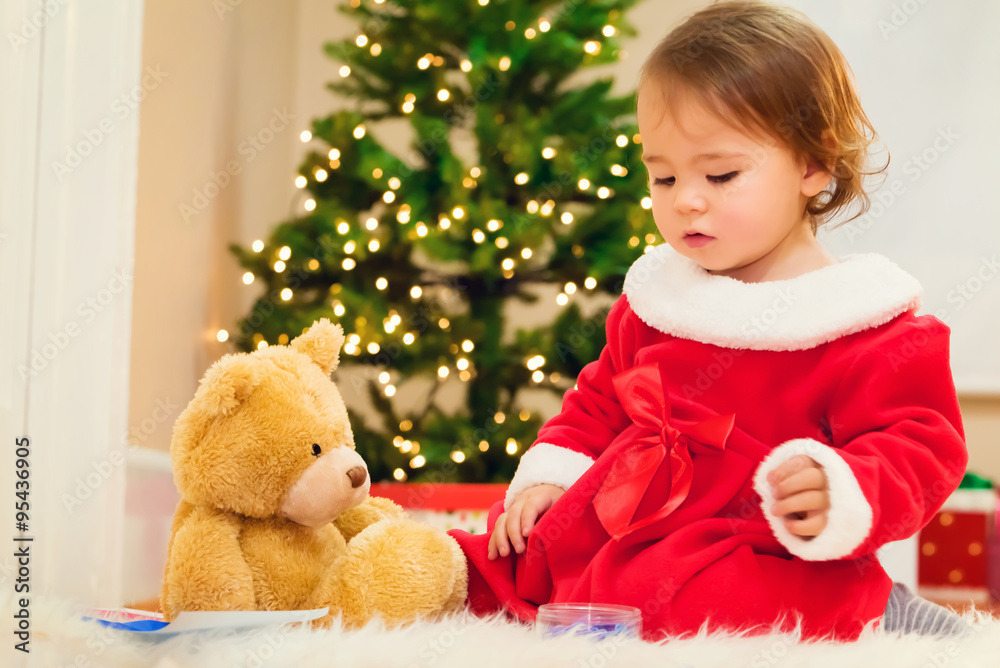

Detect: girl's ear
801,130,837,197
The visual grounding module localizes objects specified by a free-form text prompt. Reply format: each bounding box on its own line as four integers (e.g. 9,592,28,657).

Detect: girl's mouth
684,233,714,248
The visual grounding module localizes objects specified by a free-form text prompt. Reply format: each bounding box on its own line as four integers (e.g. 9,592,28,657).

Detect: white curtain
0,0,144,607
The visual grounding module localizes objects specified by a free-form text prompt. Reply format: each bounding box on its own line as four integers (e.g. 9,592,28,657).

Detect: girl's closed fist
768,455,830,539
488,483,566,560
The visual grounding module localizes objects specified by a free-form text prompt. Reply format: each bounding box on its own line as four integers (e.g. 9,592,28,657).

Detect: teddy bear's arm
161,506,256,620
333,496,407,542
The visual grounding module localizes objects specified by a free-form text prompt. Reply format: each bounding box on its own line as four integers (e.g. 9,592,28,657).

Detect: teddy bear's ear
290,318,345,375
196,353,261,417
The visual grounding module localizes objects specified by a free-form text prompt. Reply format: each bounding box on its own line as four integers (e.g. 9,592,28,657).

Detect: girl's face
637,86,832,282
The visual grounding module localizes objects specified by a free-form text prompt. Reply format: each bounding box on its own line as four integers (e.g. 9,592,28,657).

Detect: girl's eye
708,171,739,183
653,177,675,186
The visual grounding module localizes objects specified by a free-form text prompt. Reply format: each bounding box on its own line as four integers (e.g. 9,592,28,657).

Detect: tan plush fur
160,318,468,629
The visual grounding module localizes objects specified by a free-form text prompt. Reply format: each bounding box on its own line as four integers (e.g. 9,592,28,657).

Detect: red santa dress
449,243,968,642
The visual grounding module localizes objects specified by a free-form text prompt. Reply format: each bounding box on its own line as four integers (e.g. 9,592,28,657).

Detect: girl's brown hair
638,0,886,231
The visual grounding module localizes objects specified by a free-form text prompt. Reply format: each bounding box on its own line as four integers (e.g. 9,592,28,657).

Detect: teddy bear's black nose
346,465,367,488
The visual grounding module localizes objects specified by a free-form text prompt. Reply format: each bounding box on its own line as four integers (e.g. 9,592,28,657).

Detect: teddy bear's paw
328,517,469,629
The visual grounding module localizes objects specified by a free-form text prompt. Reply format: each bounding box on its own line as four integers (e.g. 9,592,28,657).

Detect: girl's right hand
487,483,566,560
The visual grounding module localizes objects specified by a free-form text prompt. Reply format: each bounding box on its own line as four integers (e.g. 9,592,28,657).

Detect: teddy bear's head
170,318,368,527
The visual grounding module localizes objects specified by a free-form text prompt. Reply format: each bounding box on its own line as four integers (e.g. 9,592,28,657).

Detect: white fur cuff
753,438,874,561
504,443,595,511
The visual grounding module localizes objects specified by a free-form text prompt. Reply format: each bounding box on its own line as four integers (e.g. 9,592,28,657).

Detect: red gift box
918,489,997,604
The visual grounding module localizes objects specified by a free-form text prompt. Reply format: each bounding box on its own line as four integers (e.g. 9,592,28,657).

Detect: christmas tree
230,0,656,483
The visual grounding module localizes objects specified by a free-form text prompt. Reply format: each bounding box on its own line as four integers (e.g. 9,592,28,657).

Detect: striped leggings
880,582,973,637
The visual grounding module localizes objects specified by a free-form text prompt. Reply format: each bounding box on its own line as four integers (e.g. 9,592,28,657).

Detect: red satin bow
592,364,735,541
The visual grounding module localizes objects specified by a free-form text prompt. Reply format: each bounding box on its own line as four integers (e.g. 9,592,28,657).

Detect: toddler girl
449,0,969,641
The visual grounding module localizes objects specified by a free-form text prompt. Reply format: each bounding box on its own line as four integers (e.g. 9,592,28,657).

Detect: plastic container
536,603,642,640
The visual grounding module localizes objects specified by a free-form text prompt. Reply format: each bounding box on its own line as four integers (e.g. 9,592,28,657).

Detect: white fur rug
10,592,1000,668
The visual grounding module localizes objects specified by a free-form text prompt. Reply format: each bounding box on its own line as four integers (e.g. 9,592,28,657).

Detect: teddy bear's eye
311,443,322,457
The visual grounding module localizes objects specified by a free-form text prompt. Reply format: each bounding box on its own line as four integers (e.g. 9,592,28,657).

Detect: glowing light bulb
418,57,430,69
370,43,381,56
333,303,345,316
565,282,577,294
461,59,472,72
438,366,449,378
617,135,629,147
597,187,611,199
403,332,415,344
369,240,380,252
452,206,465,219
274,260,286,272
578,178,590,189
496,237,509,249
342,258,356,270
521,248,532,259
388,177,401,189
515,172,529,185
451,451,465,463
304,199,316,211
242,272,254,285
278,246,291,261
329,148,341,160
603,25,616,37
462,340,474,352
344,241,356,253
542,147,556,159
585,277,597,289
641,197,652,209
532,370,545,382
556,293,569,305
354,125,366,139
410,455,426,468
506,439,518,454
295,176,307,188
300,131,312,142
368,342,380,354
438,89,450,101
585,41,600,54
315,169,328,181
385,385,396,397
561,212,574,225
502,258,515,270
252,240,264,252
499,57,511,71
339,65,351,77
472,230,485,243
376,277,388,290
366,218,378,231
216,329,229,342
281,288,293,301
410,286,422,299
487,219,501,231
356,35,368,47
393,468,406,481
457,358,469,371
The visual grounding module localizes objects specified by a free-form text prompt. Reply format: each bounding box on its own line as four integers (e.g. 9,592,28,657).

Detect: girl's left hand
767,455,830,539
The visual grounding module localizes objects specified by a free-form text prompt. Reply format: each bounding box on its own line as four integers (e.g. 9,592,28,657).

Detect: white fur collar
622,243,922,352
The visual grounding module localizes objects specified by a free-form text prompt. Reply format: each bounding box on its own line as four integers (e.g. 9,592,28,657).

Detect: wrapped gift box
918,487,997,604
369,483,507,534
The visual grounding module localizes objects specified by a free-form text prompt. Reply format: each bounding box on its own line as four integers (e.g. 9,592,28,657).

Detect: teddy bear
160,318,468,629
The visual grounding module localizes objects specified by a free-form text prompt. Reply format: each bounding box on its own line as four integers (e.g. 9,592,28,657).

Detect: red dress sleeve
753,313,968,561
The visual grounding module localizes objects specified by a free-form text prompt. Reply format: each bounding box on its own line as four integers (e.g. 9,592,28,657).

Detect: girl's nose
673,182,707,214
